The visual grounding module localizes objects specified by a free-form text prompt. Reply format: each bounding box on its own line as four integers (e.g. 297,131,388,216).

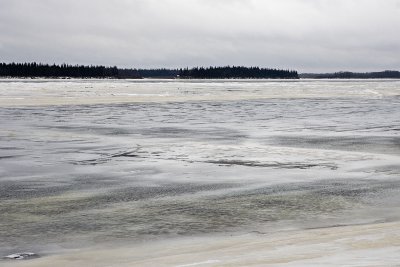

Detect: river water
0,79,400,266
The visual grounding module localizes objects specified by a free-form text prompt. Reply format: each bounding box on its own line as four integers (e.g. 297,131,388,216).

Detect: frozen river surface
0,79,400,266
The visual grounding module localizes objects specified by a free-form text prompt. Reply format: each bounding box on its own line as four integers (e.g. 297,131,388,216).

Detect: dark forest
300,71,400,79
0,62,141,79
178,66,298,79
0,62,299,79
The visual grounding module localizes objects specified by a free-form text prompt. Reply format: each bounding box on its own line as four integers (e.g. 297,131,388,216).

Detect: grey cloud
0,0,399,72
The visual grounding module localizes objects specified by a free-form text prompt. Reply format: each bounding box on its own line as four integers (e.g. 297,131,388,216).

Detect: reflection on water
0,79,400,263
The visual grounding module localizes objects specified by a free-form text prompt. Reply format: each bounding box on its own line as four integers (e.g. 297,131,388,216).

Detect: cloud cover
0,0,399,72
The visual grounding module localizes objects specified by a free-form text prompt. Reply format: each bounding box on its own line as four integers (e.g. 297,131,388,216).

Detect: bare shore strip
4,221,399,267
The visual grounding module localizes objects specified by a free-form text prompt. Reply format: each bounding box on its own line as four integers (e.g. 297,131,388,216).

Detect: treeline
179,66,299,79
300,71,400,79
137,68,179,78
0,62,141,79
0,62,299,79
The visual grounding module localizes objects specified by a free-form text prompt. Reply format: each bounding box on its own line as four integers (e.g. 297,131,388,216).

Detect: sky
0,0,399,72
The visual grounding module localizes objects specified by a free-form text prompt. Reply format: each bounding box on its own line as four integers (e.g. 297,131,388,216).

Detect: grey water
0,79,400,259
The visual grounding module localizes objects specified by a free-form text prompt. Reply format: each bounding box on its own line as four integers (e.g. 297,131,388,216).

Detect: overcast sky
0,0,399,72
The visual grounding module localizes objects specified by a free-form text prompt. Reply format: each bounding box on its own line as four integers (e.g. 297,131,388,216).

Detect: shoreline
3,221,399,267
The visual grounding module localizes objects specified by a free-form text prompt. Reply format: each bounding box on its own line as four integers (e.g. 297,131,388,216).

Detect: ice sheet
0,79,399,266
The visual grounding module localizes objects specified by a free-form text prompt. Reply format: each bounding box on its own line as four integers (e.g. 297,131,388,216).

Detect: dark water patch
1,178,400,253
0,155,20,160
37,123,247,143
141,127,247,141
0,183,240,216
0,182,240,247
371,165,400,175
71,148,140,166
274,135,400,154
72,158,111,166
238,179,400,199
111,152,138,158
127,179,399,237
0,181,74,200
40,125,133,136
0,147,24,150
0,172,136,201
205,159,338,170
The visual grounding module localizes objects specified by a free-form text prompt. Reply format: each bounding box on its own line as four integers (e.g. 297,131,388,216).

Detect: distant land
0,62,298,79
300,71,400,79
3,63,399,79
